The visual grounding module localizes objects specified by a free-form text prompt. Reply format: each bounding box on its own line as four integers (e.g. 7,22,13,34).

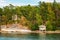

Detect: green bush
30,23,39,31
46,21,53,31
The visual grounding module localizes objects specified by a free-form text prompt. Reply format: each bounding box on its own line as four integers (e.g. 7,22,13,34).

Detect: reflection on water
39,33,46,40
0,33,60,40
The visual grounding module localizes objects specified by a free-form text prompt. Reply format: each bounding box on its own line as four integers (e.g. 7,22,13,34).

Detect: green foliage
36,14,43,25
46,21,53,30
0,1,60,30
30,23,39,31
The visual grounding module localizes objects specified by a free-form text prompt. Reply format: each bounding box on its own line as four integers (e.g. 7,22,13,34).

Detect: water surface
0,33,60,40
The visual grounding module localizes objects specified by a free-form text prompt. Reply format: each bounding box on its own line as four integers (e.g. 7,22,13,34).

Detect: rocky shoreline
0,30,60,34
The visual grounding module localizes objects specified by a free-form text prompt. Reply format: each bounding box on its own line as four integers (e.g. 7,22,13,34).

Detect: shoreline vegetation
0,24,60,34
0,0,60,34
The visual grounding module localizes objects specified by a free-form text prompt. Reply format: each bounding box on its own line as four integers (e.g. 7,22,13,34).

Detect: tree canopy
0,0,60,30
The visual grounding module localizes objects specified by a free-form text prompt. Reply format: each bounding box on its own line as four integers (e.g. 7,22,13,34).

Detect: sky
0,0,60,7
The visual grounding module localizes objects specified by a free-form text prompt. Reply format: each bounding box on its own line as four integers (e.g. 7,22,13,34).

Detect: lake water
0,33,60,40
